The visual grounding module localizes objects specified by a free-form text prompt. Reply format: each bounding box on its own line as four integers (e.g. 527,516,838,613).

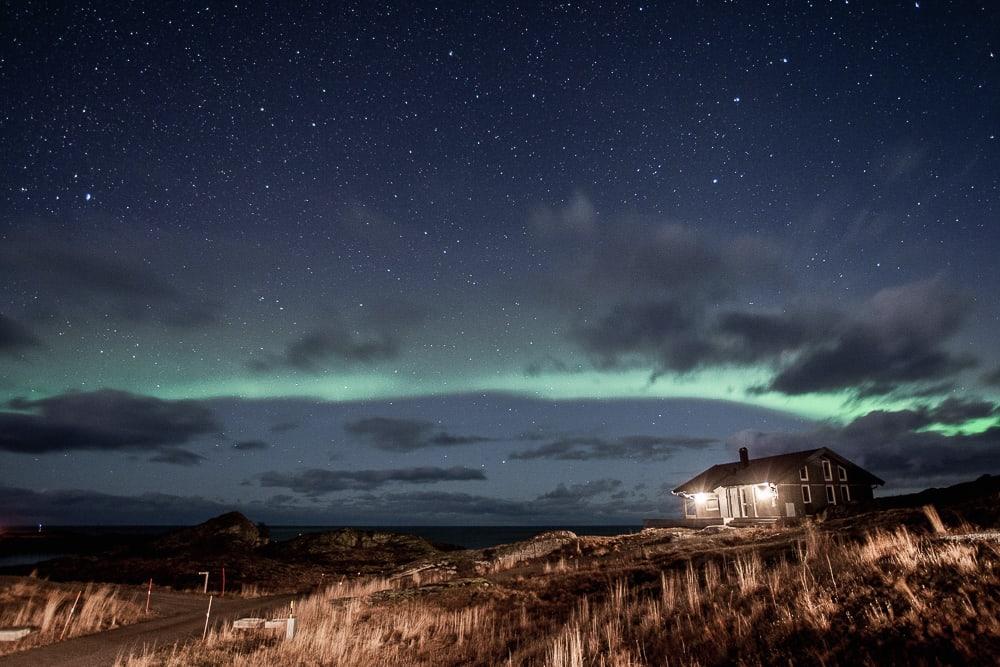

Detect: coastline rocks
152,512,265,555
264,528,442,570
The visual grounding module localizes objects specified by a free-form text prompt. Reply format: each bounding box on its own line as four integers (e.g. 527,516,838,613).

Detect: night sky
2,1,998,525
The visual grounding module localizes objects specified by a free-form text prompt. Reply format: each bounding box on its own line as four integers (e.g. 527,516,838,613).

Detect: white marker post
202,595,214,640
146,578,153,613
59,591,82,640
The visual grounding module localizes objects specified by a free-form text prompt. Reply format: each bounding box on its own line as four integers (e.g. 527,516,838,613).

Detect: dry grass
0,577,147,655
115,522,1000,666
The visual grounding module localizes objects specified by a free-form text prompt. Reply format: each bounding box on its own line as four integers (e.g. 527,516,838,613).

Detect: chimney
739,447,749,468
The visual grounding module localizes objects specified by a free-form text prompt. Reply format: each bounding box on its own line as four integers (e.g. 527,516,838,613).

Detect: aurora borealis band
1,1,998,524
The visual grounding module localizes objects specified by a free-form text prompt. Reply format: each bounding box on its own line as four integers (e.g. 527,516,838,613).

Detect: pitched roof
672,447,884,495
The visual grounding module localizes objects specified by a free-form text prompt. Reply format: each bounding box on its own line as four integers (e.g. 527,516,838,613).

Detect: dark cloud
1,243,222,329
565,218,785,300
269,421,300,433
538,479,623,502
0,476,652,525
714,309,835,362
232,440,270,451
524,355,585,377
247,297,429,374
248,326,398,373
574,271,975,397
149,449,207,466
762,279,974,395
982,366,1000,387
727,397,1000,487
575,300,709,373
0,485,235,525
510,434,715,461
0,314,41,355
258,465,487,496
0,389,219,456
344,416,491,452
351,478,657,522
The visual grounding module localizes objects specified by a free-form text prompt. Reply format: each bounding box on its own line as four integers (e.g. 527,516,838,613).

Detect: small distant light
85,193,92,201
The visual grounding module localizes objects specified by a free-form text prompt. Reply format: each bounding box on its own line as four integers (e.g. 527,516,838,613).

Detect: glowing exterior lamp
693,492,709,504
757,482,778,498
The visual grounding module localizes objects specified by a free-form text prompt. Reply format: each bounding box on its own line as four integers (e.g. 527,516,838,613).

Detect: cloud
727,397,1000,487
0,243,221,329
0,485,236,525
550,214,786,303
0,476,653,525
269,421,300,433
575,270,974,396
509,434,715,461
344,416,492,452
257,465,487,496
762,279,974,396
0,314,41,355
537,479,623,502
248,325,399,373
982,366,1000,387
232,440,270,451
0,389,219,457
149,449,207,466
350,478,657,522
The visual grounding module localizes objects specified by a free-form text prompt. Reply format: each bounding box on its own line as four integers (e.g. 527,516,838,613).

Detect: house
671,447,884,525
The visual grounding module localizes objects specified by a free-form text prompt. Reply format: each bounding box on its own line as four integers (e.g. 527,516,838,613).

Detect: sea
0,524,641,567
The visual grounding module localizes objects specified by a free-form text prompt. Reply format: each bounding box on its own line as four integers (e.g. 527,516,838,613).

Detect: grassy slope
0,577,147,656
116,506,1000,666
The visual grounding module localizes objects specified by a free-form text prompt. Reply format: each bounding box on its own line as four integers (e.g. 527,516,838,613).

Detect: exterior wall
790,455,876,516
781,482,875,516
683,493,724,520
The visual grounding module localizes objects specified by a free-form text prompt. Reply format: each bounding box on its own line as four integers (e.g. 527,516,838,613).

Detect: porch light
693,492,709,504
757,482,778,498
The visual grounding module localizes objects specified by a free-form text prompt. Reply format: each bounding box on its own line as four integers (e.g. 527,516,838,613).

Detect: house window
825,485,836,504
822,459,833,481
706,497,720,511
841,485,851,502
838,465,847,481
799,466,809,481
801,485,812,503
685,498,696,517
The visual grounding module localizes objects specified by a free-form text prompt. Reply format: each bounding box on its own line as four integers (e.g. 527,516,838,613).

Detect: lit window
822,460,833,481
841,485,851,502
799,466,809,481
838,465,847,481
825,485,836,504
801,485,811,503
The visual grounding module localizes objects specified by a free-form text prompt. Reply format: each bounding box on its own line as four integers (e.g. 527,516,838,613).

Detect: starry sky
1,1,999,525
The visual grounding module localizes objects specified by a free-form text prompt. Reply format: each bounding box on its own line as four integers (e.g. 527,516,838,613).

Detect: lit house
672,447,884,524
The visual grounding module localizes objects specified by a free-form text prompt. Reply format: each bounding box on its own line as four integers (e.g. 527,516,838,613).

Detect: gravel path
0,589,299,667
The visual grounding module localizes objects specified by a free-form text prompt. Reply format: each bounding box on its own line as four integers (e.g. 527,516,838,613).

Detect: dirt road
0,589,300,667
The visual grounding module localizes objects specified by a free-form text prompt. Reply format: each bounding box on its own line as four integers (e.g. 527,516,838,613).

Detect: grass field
0,577,147,656
115,509,1000,666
